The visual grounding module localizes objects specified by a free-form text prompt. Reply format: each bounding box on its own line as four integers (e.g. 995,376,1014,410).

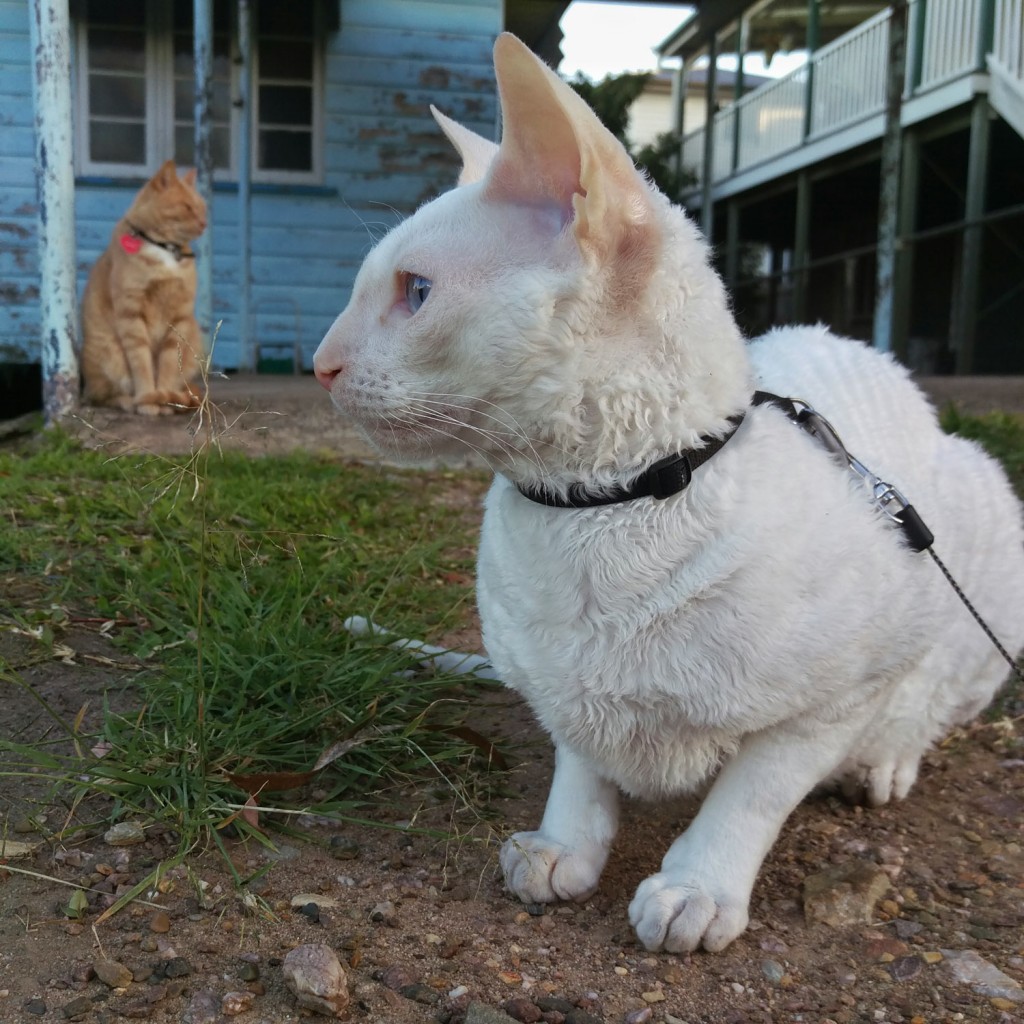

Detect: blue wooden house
0,0,572,390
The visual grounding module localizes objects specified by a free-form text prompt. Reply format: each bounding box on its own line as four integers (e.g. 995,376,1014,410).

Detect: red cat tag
119,233,142,254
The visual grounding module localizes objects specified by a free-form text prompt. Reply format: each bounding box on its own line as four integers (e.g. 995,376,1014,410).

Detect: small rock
624,1010,653,1024
640,989,665,1003
298,902,321,924
399,983,440,1005
536,997,575,1014
69,963,95,985
103,822,145,846
803,861,891,928
894,919,924,940
369,900,396,924
282,943,350,1018
23,999,47,1017
94,959,134,989
148,911,171,934
182,990,220,1024
941,949,1024,1002
503,996,543,1022
378,964,417,991
119,1001,155,1019
221,991,256,1015
888,955,923,982
465,1003,519,1024
761,959,786,984
139,936,158,953
237,962,260,982
158,958,191,979
62,995,93,1019
328,836,361,860
564,1011,603,1024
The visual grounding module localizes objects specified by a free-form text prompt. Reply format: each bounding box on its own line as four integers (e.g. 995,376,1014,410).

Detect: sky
558,2,808,81
558,2,693,80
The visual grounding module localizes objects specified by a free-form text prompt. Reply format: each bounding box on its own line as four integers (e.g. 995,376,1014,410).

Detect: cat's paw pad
628,872,748,953
499,831,604,905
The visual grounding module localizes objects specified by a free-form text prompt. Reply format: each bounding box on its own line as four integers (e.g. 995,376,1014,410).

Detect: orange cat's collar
123,224,195,262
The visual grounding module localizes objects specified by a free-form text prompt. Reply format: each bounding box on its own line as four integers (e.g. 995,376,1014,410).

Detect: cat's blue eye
405,274,432,313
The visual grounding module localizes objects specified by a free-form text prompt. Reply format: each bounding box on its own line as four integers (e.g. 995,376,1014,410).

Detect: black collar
516,391,792,509
128,224,195,262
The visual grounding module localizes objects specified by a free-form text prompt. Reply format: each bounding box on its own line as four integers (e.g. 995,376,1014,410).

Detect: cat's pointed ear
182,168,198,187
431,105,498,186
486,34,658,274
153,159,179,190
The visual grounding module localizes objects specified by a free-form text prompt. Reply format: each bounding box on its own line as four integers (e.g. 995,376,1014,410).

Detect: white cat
314,34,1024,953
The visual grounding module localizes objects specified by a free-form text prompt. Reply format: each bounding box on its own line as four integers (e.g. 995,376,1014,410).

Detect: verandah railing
681,0,1000,190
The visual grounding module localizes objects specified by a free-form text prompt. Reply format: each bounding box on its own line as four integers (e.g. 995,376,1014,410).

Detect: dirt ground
1,375,1023,1024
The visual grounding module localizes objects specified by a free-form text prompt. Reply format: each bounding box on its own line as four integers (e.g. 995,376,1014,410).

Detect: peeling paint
0,284,40,303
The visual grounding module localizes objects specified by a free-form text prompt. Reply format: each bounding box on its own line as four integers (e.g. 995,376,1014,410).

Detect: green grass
1,406,1021,858
0,429,490,851
940,405,1024,500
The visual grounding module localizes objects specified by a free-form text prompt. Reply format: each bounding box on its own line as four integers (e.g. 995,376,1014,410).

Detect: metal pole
872,0,908,355
237,0,253,371
28,0,78,422
700,36,718,240
193,0,214,357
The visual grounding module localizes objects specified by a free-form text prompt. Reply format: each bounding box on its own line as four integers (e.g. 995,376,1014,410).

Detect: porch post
725,198,740,293
872,0,908,355
28,0,78,422
237,0,253,371
193,0,215,358
793,170,811,321
890,128,919,364
954,95,991,374
700,35,718,240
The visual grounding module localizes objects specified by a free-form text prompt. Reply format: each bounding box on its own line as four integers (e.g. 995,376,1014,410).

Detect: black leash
517,390,1023,685
756,391,1023,686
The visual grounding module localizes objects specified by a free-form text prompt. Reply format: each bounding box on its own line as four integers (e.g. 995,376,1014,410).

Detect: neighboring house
0,0,573,376
628,67,771,150
661,0,1024,374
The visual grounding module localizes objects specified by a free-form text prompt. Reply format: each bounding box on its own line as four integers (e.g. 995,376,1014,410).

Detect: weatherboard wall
0,0,500,372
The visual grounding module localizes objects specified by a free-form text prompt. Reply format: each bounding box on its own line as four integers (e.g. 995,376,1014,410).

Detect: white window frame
73,0,322,185
250,4,325,185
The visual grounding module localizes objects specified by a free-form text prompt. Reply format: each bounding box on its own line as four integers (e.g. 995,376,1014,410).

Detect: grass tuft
1,421,490,854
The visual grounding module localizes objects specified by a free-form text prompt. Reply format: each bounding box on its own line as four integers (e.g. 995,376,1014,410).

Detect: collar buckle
647,453,692,500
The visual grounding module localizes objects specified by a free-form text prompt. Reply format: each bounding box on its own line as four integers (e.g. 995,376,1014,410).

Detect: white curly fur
314,34,1024,954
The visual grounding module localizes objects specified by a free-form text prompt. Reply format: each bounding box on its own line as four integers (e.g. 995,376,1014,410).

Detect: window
74,0,322,183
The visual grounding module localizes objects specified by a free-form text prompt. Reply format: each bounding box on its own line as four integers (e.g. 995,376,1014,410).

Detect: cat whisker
404,400,544,475
401,401,535,477
405,389,577,469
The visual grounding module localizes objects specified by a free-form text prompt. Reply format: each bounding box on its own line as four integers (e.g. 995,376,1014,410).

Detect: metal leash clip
792,404,935,553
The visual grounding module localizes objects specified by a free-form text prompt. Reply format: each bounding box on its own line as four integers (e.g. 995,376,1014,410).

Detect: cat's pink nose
314,361,342,390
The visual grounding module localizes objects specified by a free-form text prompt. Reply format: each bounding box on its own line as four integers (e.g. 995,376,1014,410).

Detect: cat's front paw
499,831,606,904
628,871,749,953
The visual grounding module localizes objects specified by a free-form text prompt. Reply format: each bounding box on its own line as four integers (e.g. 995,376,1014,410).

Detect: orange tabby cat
81,160,208,415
